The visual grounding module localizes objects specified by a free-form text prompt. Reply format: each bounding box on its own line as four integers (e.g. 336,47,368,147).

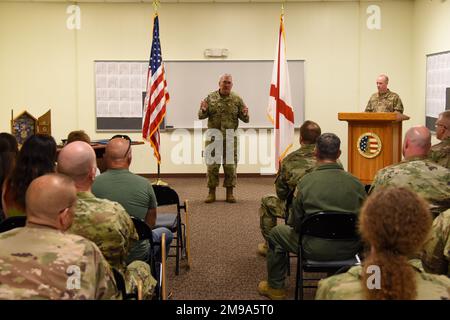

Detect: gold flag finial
153,0,160,14
281,3,284,15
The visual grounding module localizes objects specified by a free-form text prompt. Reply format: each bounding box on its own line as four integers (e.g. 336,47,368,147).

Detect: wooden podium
338,112,408,185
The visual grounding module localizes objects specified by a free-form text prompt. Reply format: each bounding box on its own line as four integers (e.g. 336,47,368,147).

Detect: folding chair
131,216,167,300
152,184,190,275
0,216,26,233
295,211,361,300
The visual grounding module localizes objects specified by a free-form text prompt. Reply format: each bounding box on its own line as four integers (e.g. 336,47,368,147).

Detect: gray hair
378,74,389,83
219,74,232,82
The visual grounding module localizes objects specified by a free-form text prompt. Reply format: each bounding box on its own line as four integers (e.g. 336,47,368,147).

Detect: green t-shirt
92,169,157,262
92,169,157,220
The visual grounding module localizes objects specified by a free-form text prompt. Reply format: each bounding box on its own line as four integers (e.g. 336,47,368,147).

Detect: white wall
0,4,77,138
412,0,450,145
0,1,427,174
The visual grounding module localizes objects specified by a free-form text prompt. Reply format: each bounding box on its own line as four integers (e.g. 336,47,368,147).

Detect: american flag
267,13,295,171
359,134,379,154
142,14,169,164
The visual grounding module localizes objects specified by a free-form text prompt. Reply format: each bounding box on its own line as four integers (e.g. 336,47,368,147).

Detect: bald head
26,173,77,230
105,138,131,169
403,125,431,158
57,141,97,186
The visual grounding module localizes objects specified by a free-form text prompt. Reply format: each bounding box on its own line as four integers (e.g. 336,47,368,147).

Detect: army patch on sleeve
357,132,382,158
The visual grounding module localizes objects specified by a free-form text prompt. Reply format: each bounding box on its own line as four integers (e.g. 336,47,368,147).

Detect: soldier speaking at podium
365,74,404,113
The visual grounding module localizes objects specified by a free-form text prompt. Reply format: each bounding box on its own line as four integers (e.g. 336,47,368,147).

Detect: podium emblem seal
357,132,382,158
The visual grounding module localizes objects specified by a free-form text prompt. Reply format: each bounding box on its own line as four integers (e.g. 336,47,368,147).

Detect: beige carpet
157,176,318,300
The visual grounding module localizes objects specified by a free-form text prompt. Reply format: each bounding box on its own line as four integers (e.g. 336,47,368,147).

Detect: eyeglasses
110,134,131,158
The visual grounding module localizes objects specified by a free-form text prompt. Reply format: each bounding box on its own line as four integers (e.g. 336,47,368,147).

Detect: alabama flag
267,13,295,171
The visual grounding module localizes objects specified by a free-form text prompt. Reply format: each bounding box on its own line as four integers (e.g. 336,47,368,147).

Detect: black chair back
301,212,359,241
130,216,163,300
152,184,188,276
153,185,181,207
0,216,26,233
131,216,153,241
295,211,361,300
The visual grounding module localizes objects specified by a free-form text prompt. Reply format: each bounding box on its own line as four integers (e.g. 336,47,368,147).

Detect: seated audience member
316,187,450,300
66,130,100,176
2,134,57,217
258,133,367,300
369,125,450,217
57,141,156,299
421,208,450,277
0,132,19,152
92,136,173,264
67,130,92,145
429,110,450,169
258,120,320,256
0,173,120,300
0,133,18,221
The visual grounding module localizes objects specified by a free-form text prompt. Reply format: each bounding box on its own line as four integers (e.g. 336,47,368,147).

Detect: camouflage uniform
68,191,156,299
198,90,249,188
259,144,316,241
0,224,120,300
421,209,450,277
315,262,450,300
429,137,450,169
365,89,404,113
369,157,450,217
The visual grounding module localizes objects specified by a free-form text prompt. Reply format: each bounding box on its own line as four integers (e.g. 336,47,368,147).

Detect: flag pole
150,0,168,187
278,3,282,171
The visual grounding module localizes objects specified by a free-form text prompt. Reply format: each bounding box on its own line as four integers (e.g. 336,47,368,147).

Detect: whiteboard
94,60,304,130
425,51,450,131
164,60,305,128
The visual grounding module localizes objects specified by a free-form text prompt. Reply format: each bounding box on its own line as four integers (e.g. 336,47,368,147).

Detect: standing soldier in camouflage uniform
257,120,321,256
429,110,450,169
57,141,156,299
369,126,450,217
198,74,249,203
316,188,450,300
421,208,450,277
365,74,406,121
0,173,120,300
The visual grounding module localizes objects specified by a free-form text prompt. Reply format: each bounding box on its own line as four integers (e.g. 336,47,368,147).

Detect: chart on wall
94,60,305,131
425,51,450,131
95,61,146,131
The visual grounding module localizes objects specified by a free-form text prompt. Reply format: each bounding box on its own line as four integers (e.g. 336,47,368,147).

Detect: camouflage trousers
205,138,238,188
206,163,237,188
125,260,157,300
421,209,450,277
259,195,286,241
